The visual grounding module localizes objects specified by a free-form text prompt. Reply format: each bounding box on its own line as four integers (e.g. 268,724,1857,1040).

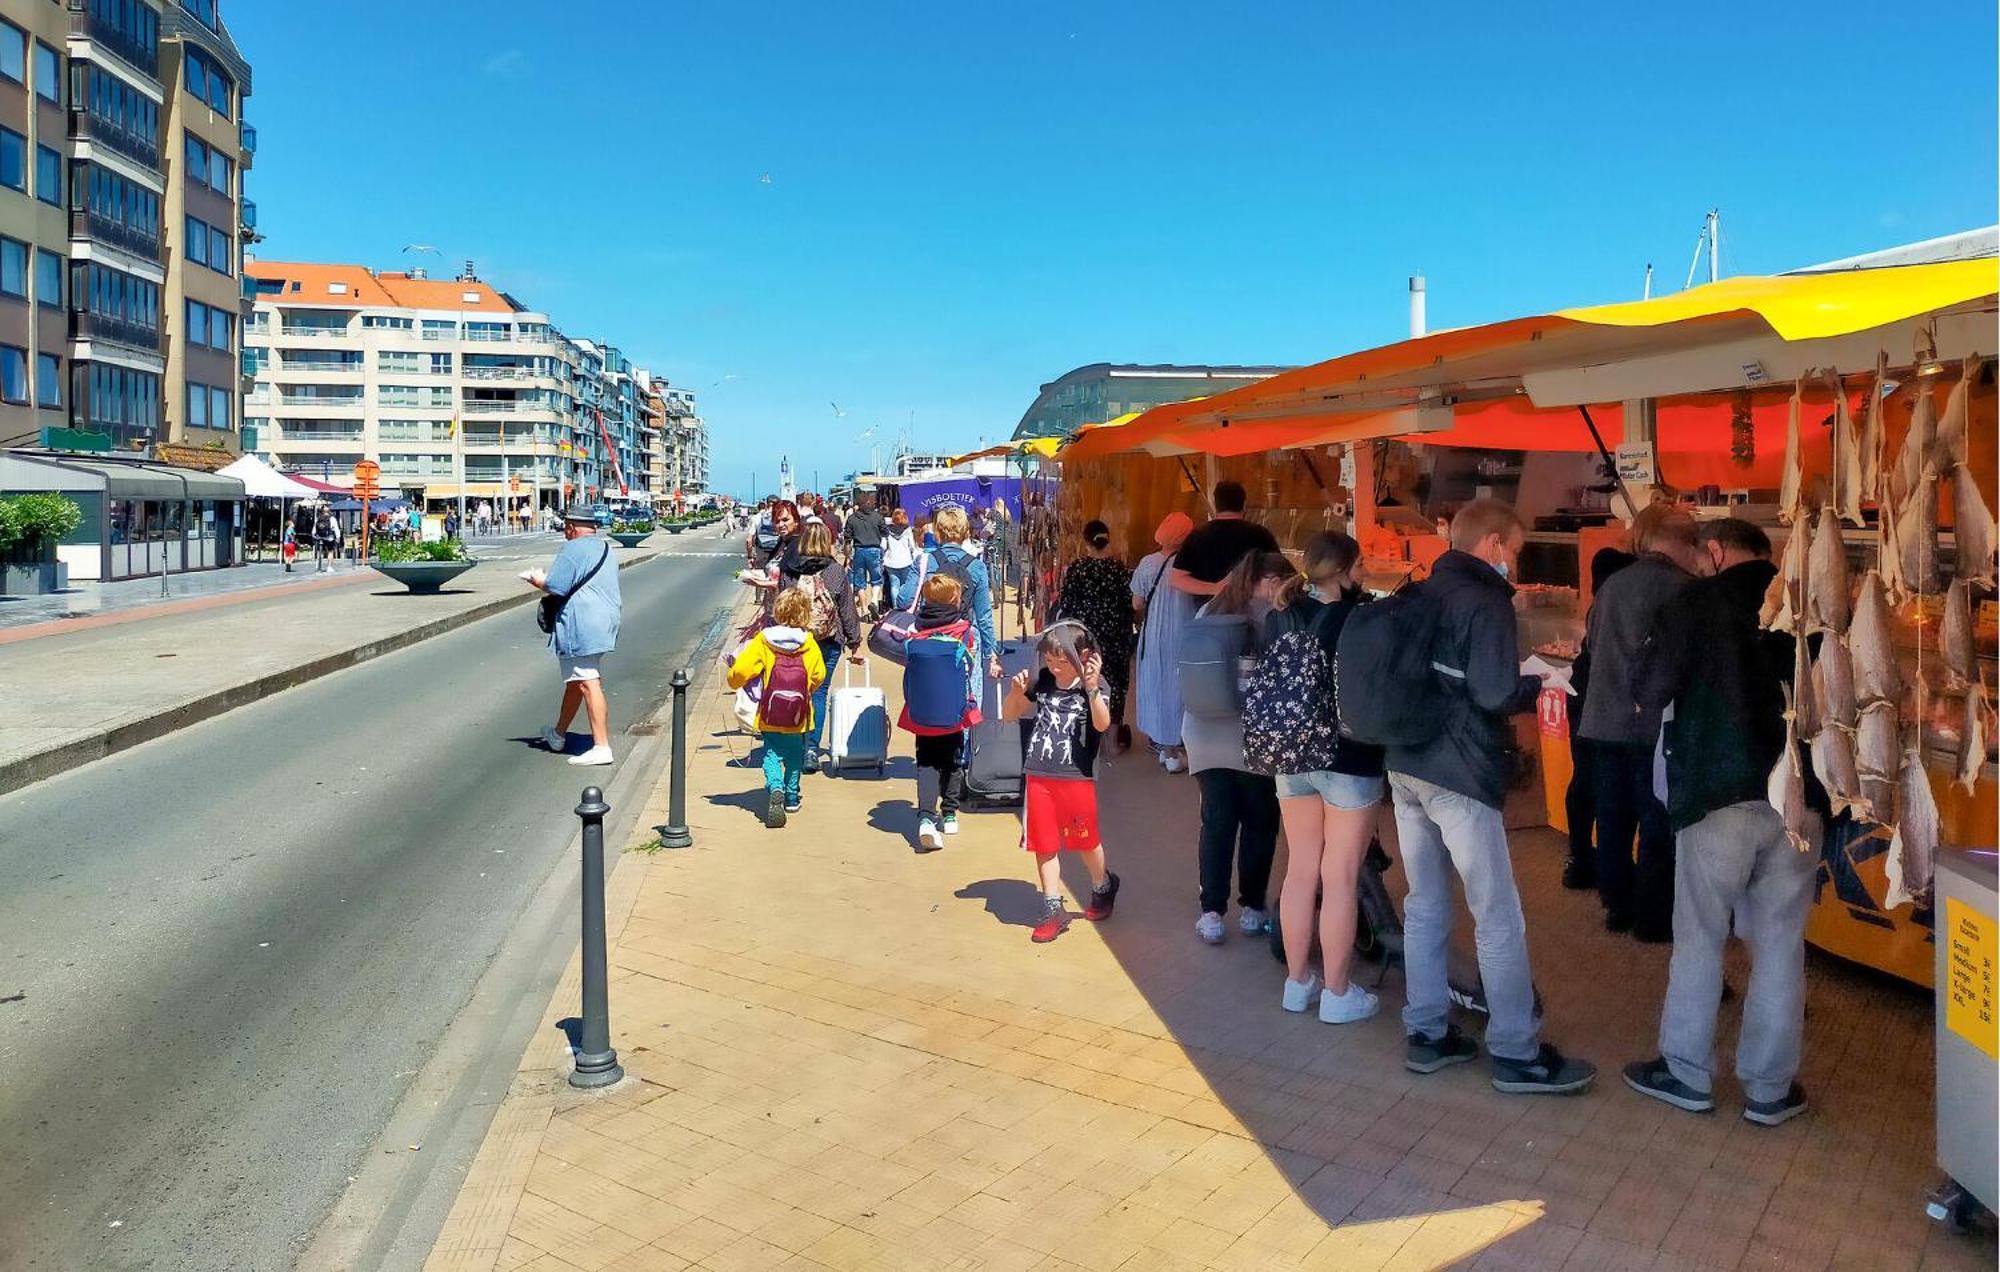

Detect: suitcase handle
843,658,871,690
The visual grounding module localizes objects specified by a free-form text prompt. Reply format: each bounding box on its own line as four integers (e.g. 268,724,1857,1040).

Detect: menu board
1944,896,1998,1061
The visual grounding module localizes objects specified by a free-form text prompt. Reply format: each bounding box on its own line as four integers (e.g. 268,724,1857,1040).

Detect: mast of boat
1684,209,1721,288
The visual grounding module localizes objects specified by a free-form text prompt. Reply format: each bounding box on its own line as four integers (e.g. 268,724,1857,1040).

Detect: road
0,548,742,1271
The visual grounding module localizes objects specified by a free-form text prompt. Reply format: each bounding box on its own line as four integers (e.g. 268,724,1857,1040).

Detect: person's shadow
954,879,1048,928
704,788,772,820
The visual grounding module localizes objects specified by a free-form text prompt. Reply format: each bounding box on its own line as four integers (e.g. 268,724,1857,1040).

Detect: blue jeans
884,563,919,610
761,732,807,799
849,545,883,589
805,643,836,754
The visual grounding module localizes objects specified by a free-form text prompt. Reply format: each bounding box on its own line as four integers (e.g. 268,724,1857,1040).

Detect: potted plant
369,536,478,593
0,493,80,595
608,517,654,548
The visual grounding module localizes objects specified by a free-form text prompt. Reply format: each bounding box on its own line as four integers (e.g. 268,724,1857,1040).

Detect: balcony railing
71,209,161,263
69,2,162,78
240,121,257,155
278,325,352,339
460,401,521,414
462,366,539,381
241,199,257,230
274,428,364,442
278,393,364,407
71,310,164,352
69,108,162,170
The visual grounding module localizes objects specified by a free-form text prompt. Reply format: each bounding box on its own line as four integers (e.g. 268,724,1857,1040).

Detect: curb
0,551,664,798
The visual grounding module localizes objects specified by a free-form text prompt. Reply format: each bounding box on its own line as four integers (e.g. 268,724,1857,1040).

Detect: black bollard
569,786,624,1089
661,669,693,849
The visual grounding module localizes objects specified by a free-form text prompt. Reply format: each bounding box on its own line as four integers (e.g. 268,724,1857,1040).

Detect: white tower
778,456,796,503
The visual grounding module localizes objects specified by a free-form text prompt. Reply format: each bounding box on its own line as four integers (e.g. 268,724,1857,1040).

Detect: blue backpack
904,630,973,729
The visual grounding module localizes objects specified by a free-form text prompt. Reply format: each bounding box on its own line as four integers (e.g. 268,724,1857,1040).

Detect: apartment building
158,0,250,459
660,383,706,497
0,0,253,459
243,258,679,515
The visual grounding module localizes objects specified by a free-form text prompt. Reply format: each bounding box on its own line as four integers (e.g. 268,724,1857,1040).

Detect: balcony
69,108,162,170
462,366,536,381
71,209,161,263
71,310,163,352
277,393,364,408
278,325,353,340
272,427,364,443
241,199,257,231
240,121,257,157
68,3,162,79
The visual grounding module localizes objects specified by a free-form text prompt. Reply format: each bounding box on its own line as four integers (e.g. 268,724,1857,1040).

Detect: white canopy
217,454,320,500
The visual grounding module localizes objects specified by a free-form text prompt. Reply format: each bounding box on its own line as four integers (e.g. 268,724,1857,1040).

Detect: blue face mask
1492,559,1511,580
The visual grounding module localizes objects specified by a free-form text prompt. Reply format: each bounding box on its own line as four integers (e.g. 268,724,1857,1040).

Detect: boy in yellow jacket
728,588,828,828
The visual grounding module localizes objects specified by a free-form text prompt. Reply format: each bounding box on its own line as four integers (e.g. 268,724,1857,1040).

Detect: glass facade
1010,363,1290,440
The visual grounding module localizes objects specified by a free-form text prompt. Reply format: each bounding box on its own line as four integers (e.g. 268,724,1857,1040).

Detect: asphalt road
0,549,741,1271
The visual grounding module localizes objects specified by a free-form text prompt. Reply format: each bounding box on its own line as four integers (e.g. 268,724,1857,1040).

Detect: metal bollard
660,670,694,849
569,785,625,1089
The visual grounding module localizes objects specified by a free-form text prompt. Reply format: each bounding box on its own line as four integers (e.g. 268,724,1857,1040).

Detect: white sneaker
1161,754,1186,774
917,818,943,851
1239,908,1269,936
1195,912,1226,944
568,745,615,767
1319,982,1380,1024
941,814,960,835
1282,974,1323,1013
539,726,566,752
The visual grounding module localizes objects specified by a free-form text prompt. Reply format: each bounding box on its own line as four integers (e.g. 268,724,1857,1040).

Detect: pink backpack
759,648,811,730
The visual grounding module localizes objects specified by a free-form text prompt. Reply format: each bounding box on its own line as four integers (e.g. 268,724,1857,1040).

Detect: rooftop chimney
408,267,427,280
1409,275,1426,338
458,259,478,282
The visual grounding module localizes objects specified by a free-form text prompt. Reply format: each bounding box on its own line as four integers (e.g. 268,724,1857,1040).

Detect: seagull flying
830,402,847,418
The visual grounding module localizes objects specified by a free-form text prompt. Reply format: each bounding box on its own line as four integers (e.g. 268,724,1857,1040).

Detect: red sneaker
1083,872,1120,921
1031,899,1071,943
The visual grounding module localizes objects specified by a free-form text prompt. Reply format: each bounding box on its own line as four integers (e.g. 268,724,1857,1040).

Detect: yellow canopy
1070,258,1999,459
950,436,1066,466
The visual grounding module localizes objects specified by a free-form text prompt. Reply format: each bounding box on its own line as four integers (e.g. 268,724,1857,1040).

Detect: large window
35,250,60,308
83,66,161,167
210,385,229,429
87,0,159,70
187,299,232,351
363,314,413,329
183,47,231,117
0,128,24,192
34,41,58,102
84,361,162,441
187,380,206,428
80,163,162,257
184,214,231,276
36,353,60,408
76,262,161,344
208,225,230,275
184,134,232,194
0,345,27,404
0,20,23,84
35,145,61,206
0,239,25,299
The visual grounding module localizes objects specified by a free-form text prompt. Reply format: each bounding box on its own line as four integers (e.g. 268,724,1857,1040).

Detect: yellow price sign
1944,897,1998,1061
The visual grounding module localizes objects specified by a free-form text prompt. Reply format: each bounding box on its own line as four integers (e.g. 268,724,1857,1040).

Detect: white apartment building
241,259,632,512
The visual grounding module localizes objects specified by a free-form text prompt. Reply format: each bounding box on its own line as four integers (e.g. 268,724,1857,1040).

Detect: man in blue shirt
529,508,623,766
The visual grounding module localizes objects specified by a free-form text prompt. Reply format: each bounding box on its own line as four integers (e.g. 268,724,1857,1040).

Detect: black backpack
1335,583,1453,747
928,546,976,598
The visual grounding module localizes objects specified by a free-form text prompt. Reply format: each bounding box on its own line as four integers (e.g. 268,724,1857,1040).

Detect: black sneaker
1633,922,1673,945
764,791,787,829
1604,910,1634,934
1743,1082,1808,1127
1405,1026,1479,1074
1621,1058,1714,1113
1084,872,1120,921
784,793,802,814
1491,1044,1597,1095
1561,857,1597,891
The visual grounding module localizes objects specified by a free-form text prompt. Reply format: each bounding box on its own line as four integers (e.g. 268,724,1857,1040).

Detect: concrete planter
608,531,652,548
369,559,479,594
666,524,687,535
0,560,68,595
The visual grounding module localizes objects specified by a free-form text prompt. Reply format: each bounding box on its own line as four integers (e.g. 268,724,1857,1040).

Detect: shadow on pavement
954,878,1046,927
704,787,772,821
866,798,916,838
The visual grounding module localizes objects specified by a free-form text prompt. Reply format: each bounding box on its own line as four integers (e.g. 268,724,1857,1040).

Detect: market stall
1055,257,1999,986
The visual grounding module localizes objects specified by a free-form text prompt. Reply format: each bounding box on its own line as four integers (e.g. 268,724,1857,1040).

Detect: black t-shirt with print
1022,669,1102,779
1172,517,1280,584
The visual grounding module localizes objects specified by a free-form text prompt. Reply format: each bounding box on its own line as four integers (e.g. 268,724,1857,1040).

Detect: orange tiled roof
243,259,519,314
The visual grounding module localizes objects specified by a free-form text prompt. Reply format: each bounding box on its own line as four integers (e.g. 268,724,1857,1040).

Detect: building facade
1010,362,1290,440
0,0,252,460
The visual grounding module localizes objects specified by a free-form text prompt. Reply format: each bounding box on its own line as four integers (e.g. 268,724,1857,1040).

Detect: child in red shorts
1002,620,1120,943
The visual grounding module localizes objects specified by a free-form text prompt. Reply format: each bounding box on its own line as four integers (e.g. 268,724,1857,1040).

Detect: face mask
1492,559,1511,580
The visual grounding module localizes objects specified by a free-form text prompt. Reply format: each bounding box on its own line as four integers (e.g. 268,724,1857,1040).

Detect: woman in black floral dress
1054,520,1135,751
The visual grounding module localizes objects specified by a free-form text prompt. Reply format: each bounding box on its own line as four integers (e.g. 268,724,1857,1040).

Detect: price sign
353,459,381,484
1945,897,1998,1061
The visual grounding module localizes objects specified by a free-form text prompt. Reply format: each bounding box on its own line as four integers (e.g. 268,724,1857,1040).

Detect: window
208,226,229,275
208,148,231,193
211,308,232,351
184,47,231,117
35,250,60,308
186,298,208,346
34,42,58,102
35,145,60,206
363,314,412,329
36,353,60,407
185,215,206,266
0,239,24,298
0,21,23,84
378,350,418,372
187,381,207,428
0,345,26,404
0,128,23,192
209,386,230,429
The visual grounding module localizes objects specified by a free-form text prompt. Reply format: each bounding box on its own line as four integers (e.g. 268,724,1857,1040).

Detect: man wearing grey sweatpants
1626,517,1824,1126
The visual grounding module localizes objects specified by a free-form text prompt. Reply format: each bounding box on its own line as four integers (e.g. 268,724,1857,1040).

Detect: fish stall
1051,255,1999,987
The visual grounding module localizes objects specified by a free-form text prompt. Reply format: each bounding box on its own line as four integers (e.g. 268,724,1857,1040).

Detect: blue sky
231,1,1997,496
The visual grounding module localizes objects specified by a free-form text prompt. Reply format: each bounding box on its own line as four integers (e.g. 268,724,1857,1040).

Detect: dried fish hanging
1778,373,1807,525
1761,519,1808,633
1951,461,1997,589
1961,677,1991,796
1858,351,1887,504
1806,506,1851,634
1767,681,1813,852
1827,370,1863,526
1932,353,1982,470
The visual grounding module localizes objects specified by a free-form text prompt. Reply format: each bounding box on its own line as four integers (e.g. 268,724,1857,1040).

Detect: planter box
369,559,478,594
666,524,687,535
608,531,652,548
0,560,68,595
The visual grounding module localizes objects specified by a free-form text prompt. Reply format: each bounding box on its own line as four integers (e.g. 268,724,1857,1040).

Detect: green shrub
376,537,468,563
0,493,83,547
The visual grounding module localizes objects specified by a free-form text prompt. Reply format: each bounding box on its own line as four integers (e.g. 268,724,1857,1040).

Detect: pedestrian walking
1363,499,1594,1094
1131,511,1195,771
1263,532,1387,1023
1183,551,1291,945
895,573,981,850
726,588,828,828
928,505,1001,678
280,523,298,572
781,521,863,771
881,507,920,610
1624,518,1822,1126
1579,505,1699,941
444,508,461,539
1002,622,1120,944
312,506,340,571
845,492,887,618
1052,520,1135,751
528,508,623,767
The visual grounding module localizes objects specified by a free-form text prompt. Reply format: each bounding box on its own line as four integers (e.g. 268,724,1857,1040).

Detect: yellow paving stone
648,1215,742,1265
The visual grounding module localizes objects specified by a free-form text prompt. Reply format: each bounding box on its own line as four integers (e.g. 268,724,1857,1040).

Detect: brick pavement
421,638,1994,1272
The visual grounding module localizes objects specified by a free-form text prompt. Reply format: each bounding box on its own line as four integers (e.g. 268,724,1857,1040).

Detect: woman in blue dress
1129,511,1196,772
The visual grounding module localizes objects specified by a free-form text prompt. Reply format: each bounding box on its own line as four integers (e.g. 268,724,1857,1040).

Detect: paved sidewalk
422,644,1990,1272
0,541,666,794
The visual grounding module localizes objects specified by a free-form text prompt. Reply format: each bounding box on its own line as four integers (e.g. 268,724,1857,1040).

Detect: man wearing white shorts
527,508,622,766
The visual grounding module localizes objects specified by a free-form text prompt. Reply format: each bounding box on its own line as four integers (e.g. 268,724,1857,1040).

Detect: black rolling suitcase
961,639,1035,806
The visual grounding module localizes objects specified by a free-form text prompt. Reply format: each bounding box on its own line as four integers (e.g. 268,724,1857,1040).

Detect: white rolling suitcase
825,660,889,775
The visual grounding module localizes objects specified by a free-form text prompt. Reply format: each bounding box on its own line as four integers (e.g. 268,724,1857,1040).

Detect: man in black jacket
1622,518,1818,1127
1387,500,1595,1095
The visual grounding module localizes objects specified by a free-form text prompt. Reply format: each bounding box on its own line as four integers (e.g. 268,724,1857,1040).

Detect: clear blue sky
231,1,1996,496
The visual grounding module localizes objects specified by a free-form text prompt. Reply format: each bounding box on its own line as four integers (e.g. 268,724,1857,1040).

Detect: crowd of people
718,479,1820,1122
